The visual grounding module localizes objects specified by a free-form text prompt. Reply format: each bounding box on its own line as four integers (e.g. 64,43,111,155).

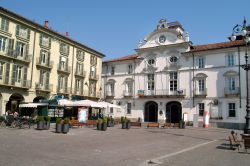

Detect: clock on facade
159,35,166,43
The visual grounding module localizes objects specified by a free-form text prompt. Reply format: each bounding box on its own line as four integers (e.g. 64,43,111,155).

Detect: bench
162,123,172,128
173,123,180,128
86,120,97,127
147,122,160,128
70,119,81,128
130,122,141,127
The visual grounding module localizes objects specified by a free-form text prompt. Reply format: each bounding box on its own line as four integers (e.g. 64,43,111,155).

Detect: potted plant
110,117,115,127
55,118,63,133
179,120,185,129
62,117,70,134
107,117,111,127
44,116,51,130
102,117,108,131
36,116,44,130
97,118,103,130
121,116,126,129
126,119,131,129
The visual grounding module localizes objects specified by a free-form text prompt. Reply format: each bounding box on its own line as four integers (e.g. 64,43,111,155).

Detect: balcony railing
57,64,71,73
35,83,53,91
89,73,99,80
106,91,115,97
137,89,186,97
57,86,70,94
194,88,207,96
224,87,240,96
10,78,30,89
36,57,53,68
0,50,31,63
75,70,86,77
123,90,133,97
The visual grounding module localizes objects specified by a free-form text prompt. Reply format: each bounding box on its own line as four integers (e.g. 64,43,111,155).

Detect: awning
19,103,48,108
97,101,121,109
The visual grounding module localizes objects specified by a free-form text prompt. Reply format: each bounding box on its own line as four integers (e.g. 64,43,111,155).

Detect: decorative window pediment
223,70,238,77
194,73,208,79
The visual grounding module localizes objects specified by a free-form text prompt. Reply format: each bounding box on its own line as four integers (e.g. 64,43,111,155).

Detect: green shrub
97,118,103,124
103,117,108,123
36,116,44,122
44,116,51,122
56,118,62,124
121,116,125,123
63,117,70,124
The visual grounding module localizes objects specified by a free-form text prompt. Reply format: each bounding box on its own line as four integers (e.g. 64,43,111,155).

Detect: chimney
66,32,69,37
44,20,49,28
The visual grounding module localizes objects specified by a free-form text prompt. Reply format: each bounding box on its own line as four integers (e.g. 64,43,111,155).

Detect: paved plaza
0,125,249,166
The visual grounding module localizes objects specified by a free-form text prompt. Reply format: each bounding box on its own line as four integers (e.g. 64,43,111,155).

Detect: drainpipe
30,31,36,88
238,46,242,108
192,53,195,107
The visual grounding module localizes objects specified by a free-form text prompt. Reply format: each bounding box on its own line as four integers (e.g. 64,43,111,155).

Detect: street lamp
231,18,250,134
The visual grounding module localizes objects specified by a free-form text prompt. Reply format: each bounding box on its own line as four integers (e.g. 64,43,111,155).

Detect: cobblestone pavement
0,125,248,166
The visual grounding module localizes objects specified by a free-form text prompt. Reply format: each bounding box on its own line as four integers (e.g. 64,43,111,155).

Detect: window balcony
194,88,207,97
35,83,53,92
0,77,30,89
36,58,53,69
123,91,133,97
0,50,31,63
224,87,240,97
89,73,99,80
137,89,185,98
57,86,70,94
89,92,101,98
106,91,115,97
75,70,86,78
57,64,71,74
72,88,84,96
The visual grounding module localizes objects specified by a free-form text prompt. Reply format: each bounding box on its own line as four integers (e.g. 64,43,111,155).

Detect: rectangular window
127,83,133,93
228,103,236,117
110,107,113,114
59,76,64,89
0,62,3,80
169,72,177,91
91,66,96,77
60,43,69,55
16,41,26,57
40,70,46,86
60,56,67,69
227,54,235,66
198,79,205,91
90,55,97,65
76,62,82,74
1,18,9,32
127,103,131,114
198,57,205,68
229,77,236,90
128,64,133,74
16,66,22,83
148,74,154,90
110,83,115,94
198,103,204,116
41,35,50,47
0,36,7,52
111,66,115,75
76,79,80,90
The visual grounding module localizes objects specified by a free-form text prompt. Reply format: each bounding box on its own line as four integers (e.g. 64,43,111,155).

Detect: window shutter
25,44,29,57
7,39,14,56
45,72,50,89
39,50,43,63
225,55,228,66
23,67,28,87
16,25,20,36
27,29,31,40
39,34,43,45
67,45,69,55
65,77,68,92
1,18,4,30
57,75,60,90
49,38,51,48
39,70,43,84
5,63,10,84
47,52,51,66
233,55,236,66
60,43,63,53
11,64,17,85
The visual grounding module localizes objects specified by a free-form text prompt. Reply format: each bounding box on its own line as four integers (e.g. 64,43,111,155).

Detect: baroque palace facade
0,7,104,115
102,19,248,129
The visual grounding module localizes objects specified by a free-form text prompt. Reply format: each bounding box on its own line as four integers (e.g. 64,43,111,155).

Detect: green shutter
67,45,69,55
39,50,42,63
49,38,51,48
23,67,28,87
60,43,63,53
5,63,10,84
47,52,51,67
11,64,17,85
27,29,31,40
45,72,50,90
7,39,14,56
65,77,68,92
25,44,29,60
39,34,43,45
57,75,60,91
16,25,20,36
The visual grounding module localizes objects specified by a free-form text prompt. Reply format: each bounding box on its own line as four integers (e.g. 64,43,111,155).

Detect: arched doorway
6,93,24,114
144,101,158,122
166,101,182,123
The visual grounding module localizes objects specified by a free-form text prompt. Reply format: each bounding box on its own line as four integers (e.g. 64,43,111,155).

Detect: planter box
62,124,69,134
97,123,102,130
56,124,62,133
37,121,44,130
102,123,107,131
44,121,50,130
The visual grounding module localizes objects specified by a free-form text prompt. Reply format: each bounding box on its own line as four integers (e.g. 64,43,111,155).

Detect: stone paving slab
0,125,239,166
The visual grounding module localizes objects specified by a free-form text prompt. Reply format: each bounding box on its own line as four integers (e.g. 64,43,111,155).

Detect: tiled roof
0,7,105,57
188,40,245,53
103,54,139,63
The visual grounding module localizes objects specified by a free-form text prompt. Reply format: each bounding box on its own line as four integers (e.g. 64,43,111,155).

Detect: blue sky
1,0,249,60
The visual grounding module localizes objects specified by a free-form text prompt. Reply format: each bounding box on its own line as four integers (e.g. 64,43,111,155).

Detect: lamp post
231,18,250,134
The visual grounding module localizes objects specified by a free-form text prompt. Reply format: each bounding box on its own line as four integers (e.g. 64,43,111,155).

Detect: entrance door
144,101,158,122
166,101,182,123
